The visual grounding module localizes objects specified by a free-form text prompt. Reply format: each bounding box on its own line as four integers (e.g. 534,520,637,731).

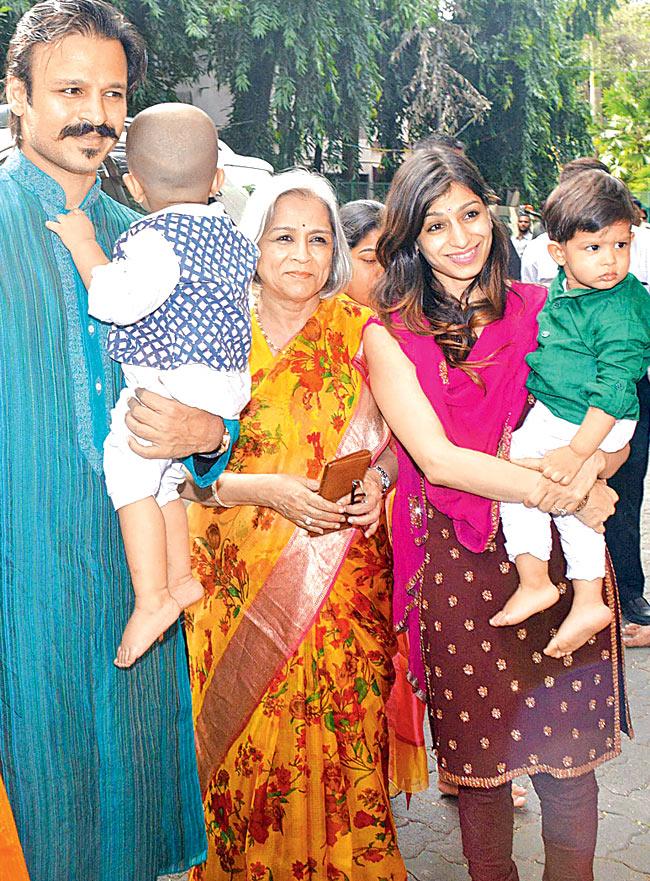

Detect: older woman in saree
365,148,628,881
184,170,409,880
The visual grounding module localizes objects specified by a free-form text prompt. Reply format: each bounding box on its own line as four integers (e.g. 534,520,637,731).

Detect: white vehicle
0,106,273,208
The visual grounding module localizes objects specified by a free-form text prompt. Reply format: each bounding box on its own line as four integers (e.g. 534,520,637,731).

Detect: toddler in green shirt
495,170,650,657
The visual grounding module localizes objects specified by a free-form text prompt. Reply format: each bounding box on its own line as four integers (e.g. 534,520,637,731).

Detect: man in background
510,209,533,259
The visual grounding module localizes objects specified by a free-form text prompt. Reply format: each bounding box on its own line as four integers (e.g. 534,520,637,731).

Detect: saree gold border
195,379,390,792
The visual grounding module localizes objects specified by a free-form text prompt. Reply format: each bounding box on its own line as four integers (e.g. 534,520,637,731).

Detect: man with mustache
0,2,224,879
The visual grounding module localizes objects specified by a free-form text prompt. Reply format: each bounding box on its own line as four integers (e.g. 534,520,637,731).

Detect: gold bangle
574,492,590,513
211,479,233,508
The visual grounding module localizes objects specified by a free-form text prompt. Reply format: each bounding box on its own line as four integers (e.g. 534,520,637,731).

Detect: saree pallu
0,775,29,881
186,296,408,880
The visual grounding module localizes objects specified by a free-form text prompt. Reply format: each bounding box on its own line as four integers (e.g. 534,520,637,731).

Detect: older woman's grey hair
239,169,351,298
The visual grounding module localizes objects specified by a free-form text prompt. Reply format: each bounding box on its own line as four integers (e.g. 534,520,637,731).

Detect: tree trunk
341,112,360,181
314,144,323,173
225,43,276,161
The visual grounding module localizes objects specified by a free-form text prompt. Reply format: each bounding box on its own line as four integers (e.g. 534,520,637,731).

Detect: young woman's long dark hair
374,148,511,381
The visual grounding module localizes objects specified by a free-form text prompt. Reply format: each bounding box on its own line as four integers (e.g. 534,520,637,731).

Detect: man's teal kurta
0,151,207,881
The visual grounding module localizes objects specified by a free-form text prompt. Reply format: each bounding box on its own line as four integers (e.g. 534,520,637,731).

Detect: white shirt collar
147,201,226,220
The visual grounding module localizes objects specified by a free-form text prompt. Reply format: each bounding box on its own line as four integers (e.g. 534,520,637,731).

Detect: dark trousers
607,374,650,607
457,771,598,881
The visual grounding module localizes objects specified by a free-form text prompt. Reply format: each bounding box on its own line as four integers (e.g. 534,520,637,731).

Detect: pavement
161,496,650,881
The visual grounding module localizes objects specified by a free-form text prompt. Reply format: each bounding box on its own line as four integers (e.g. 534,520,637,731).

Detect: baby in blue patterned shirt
47,103,258,668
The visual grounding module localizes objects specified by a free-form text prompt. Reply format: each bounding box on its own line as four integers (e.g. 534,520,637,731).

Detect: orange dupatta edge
0,775,30,881
194,375,390,793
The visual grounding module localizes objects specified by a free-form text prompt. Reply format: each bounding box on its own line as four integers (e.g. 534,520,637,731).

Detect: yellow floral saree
186,296,407,880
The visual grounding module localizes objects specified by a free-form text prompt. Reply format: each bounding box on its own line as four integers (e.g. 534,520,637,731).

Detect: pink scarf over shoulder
369,282,547,694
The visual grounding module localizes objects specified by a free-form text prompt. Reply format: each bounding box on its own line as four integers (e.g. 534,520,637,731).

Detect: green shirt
526,269,650,423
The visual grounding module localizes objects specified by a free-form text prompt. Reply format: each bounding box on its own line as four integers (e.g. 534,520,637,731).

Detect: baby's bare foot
114,595,182,668
544,603,613,658
490,582,560,627
168,575,204,610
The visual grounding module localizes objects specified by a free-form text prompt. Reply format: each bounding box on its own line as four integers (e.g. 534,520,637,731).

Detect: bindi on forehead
425,199,481,219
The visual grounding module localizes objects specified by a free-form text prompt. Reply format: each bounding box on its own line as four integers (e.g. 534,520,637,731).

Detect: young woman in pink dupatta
364,147,630,881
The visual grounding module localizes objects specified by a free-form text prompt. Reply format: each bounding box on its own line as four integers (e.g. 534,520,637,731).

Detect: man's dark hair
543,170,637,244
558,156,610,183
5,0,147,143
414,133,466,155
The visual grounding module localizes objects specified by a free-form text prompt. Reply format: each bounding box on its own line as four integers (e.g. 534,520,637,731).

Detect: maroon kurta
418,505,629,787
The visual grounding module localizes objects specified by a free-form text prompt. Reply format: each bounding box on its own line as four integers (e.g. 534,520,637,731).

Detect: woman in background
341,199,385,306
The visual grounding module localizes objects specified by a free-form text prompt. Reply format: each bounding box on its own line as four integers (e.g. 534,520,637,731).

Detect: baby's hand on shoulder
540,445,585,485
45,208,97,251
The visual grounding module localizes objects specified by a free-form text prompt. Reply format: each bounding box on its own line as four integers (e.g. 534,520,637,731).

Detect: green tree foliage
0,0,620,199
456,0,613,203
0,0,222,112
374,2,490,176
208,0,386,174
592,0,650,192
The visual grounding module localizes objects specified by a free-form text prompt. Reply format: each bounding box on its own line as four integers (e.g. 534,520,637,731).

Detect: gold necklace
253,299,281,354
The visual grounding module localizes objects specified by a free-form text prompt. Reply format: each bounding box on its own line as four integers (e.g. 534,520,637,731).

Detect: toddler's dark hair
543,170,637,244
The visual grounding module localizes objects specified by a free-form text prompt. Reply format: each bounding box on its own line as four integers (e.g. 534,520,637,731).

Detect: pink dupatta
371,282,547,694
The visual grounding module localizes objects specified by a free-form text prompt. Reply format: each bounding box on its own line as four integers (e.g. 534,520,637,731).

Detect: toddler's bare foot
114,594,182,668
490,582,560,627
168,575,204,610
544,603,613,658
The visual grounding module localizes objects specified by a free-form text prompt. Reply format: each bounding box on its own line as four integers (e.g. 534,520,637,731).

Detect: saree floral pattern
186,297,407,880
